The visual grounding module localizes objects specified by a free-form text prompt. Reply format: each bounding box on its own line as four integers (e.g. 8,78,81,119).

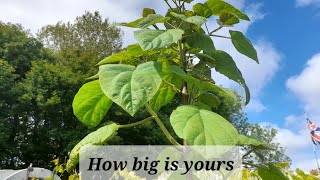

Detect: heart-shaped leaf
72,80,112,128
99,61,162,116
218,12,239,26
170,105,238,145
134,29,184,50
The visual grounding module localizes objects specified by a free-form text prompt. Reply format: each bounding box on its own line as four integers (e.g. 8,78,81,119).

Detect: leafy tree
38,11,122,78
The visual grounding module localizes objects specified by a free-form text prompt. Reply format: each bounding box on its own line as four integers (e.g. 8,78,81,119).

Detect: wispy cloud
296,0,320,7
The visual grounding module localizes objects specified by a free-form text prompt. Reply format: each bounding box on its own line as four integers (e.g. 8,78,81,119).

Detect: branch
209,25,223,35
145,104,181,146
164,0,174,11
210,34,231,39
118,117,154,128
242,148,254,159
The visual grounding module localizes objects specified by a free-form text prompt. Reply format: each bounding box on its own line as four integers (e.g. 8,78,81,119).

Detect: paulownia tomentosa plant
65,0,288,179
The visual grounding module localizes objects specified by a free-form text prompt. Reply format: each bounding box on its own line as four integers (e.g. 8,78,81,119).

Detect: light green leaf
185,32,215,53
170,105,238,145
116,18,144,28
72,80,112,128
206,0,250,21
230,30,259,63
142,8,156,17
134,29,184,50
218,12,239,26
258,163,288,180
137,14,170,28
99,61,162,116
193,3,212,18
211,50,250,105
170,12,207,27
66,123,119,173
150,73,183,112
97,51,131,65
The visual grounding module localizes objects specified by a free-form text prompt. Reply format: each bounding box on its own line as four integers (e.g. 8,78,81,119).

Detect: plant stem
164,0,174,11
145,104,181,146
118,116,153,128
209,25,223,35
210,34,231,39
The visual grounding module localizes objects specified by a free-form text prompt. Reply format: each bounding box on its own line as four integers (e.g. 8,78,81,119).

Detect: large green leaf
72,80,112,128
190,62,213,82
170,12,207,27
193,3,212,18
150,73,183,112
211,50,250,105
185,32,215,53
258,163,288,180
218,12,239,26
134,29,184,50
196,92,221,110
66,123,119,172
170,105,238,145
206,0,250,21
99,61,162,116
230,30,259,63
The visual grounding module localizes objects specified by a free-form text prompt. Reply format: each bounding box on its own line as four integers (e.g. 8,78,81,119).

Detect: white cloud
296,0,320,7
287,53,320,115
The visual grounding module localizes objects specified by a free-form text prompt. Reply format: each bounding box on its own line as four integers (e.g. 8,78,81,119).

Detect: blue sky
1,0,320,172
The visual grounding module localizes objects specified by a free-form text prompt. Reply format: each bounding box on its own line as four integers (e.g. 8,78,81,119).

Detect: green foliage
206,0,250,20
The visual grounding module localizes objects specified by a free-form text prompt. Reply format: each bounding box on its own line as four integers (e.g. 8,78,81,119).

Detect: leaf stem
145,104,181,146
164,0,174,11
210,34,231,39
118,116,153,128
209,25,223,35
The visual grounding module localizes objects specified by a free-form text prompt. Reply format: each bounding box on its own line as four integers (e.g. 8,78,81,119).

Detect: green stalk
119,116,153,128
145,104,181,146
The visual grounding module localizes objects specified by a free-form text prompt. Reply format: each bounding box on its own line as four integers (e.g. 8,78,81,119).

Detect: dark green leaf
193,3,212,18
134,29,184,50
190,62,213,82
143,8,156,17
185,32,215,53
99,61,162,116
218,12,240,26
211,50,250,105
72,80,112,128
170,105,238,145
206,0,250,21
230,30,259,63
66,123,119,172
